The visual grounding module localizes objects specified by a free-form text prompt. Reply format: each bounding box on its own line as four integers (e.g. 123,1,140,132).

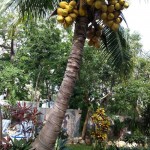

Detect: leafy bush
55,129,70,150
68,144,91,150
0,137,32,150
124,133,146,146
90,108,110,149
141,103,150,136
0,102,43,150
10,139,32,150
112,118,125,138
107,147,149,150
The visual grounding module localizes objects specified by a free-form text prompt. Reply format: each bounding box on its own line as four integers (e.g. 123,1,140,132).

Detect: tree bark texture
81,109,90,140
31,16,88,150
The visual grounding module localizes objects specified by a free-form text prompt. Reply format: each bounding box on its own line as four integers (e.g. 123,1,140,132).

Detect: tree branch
100,92,112,101
0,44,11,49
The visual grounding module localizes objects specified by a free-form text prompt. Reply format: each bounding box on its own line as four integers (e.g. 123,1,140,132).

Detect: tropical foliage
91,108,110,149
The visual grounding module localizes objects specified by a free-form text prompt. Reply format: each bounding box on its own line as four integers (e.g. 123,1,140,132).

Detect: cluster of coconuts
87,26,103,48
57,1,79,28
86,0,129,31
56,0,129,49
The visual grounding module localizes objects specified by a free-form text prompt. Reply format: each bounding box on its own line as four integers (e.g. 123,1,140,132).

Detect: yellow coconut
57,15,65,23
124,2,129,8
109,0,117,5
65,5,74,13
69,13,77,20
106,20,114,27
111,23,119,31
115,3,121,10
115,17,122,23
57,8,63,15
107,13,115,20
119,0,125,6
101,13,107,20
65,16,73,25
59,1,68,9
86,0,94,6
57,8,69,17
62,9,69,17
101,4,108,12
69,0,77,7
107,5,115,13
94,1,103,9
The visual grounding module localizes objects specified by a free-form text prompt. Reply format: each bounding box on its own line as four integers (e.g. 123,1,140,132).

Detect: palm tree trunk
31,16,88,150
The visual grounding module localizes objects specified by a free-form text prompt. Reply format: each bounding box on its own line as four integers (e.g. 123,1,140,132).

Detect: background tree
0,11,24,60
106,31,150,142
0,16,72,103
16,19,71,100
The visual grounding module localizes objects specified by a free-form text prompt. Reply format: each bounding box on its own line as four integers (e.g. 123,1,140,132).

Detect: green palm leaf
0,0,60,18
101,26,133,79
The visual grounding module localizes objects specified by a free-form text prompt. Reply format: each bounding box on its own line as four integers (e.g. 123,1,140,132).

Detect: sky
122,0,150,53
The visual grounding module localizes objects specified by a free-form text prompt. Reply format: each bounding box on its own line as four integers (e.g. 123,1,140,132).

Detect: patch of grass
68,144,92,150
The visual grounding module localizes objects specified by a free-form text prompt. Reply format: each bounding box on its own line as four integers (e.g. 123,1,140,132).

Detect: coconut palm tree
0,0,133,149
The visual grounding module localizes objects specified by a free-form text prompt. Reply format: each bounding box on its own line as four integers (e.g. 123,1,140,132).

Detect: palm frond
101,26,133,79
120,12,128,28
0,0,60,18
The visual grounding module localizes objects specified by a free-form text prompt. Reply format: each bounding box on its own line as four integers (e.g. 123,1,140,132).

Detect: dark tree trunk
81,109,90,140
31,16,88,150
10,38,15,61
